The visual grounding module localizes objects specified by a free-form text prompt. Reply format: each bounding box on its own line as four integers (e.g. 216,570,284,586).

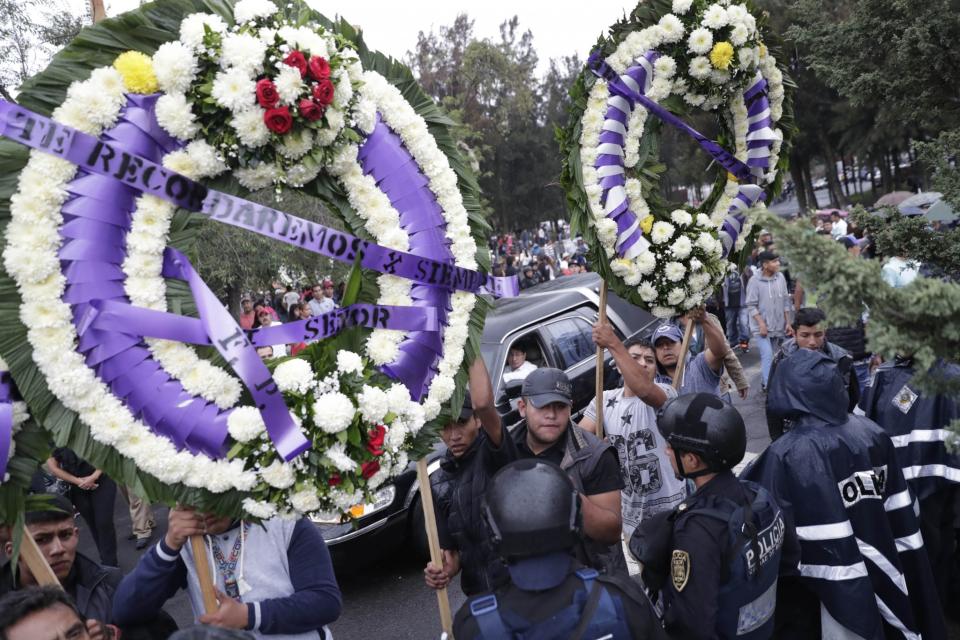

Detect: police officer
631,394,793,640
453,459,667,639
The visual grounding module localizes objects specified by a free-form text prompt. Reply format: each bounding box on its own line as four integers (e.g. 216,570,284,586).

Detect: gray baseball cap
521,368,573,408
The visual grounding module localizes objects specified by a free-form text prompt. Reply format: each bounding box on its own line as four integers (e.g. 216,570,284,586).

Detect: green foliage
851,206,960,280
915,128,960,208
762,213,960,395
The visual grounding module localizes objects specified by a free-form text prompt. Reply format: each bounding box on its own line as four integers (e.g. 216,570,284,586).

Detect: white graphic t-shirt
583,384,686,539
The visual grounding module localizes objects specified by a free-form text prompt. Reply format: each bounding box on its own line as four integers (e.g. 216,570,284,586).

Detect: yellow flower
759,44,768,59
710,42,735,70
727,172,739,183
640,214,655,235
113,51,158,94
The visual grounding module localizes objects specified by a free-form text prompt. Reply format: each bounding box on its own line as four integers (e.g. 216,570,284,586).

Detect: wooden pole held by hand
90,0,106,23
20,526,60,587
595,281,609,439
672,320,696,391
190,534,219,614
417,457,454,637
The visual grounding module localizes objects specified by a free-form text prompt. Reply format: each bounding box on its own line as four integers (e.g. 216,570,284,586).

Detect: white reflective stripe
597,164,624,177
155,541,178,563
884,489,912,512
597,143,624,157
895,530,924,553
607,95,630,115
799,562,868,581
902,463,960,483
602,119,627,136
874,595,921,640
796,521,854,541
913,499,920,517
253,601,262,631
856,538,908,595
890,428,949,447
620,74,641,96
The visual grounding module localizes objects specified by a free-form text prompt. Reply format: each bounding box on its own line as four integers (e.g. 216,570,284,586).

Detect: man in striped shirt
742,349,945,640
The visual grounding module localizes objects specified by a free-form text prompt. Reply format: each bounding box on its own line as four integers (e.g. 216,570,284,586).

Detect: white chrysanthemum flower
212,69,256,112
691,258,704,272
290,488,322,514
234,0,278,22
221,32,266,77
326,442,357,473
710,70,731,86
651,221,676,244
313,391,355,433
672,0,694,13
638,282,658,302
689,56,712,79
152,42,198,94
260,460,296,489
622,263,643,286
162,149,200,179
336,350,363,375
664,261,686,282
671,209,693,227
670,236,693,259
667,287,687,305
278,128,314,159
730,24,750,47
688,27,714,55
635,251,657,275
185,140,226,178
179,13,227,50
658,14,685,43
595,218,618,247
358,385,389,424
243,498,277,520
654,55,677,79
87,66,125,98
702,4,730,29
386,384,412,416
286,164,320,188
366,330,401,365
227,406,266,443
352,97,377,134
273,358,314,394
155,93,199,140
684,93,707,107
274,64,304,105
235,162,280,190
696,213,713,228
231,108,271,148
696,232,719,254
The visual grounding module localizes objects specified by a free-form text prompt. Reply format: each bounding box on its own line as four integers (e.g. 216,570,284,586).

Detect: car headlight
310,484,397,524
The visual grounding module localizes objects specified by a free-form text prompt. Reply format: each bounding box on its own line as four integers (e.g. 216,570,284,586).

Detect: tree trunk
892,147,902,188
879,151,893,194
840,156,850,198
816,130,844,208
225,283,242,320
803,162,818,211
789,151,809,213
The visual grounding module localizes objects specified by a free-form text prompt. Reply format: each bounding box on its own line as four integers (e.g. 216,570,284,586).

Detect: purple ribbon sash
0,99,516,297
0,372,12,482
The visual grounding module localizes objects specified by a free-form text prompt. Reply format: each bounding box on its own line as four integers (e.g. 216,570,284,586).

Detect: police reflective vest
670,481,784,639
467,567,632,640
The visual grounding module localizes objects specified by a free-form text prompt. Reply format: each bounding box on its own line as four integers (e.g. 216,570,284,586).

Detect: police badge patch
671,550,690,592
892,384,919,415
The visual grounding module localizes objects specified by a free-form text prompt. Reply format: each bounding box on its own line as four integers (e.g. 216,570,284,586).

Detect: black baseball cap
757,250,779,264
458,390,474,422
521,368,573,408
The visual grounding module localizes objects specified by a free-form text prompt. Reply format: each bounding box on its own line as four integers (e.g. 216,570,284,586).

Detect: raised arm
693,309,728,373
468,356,503,447
592,321,667,408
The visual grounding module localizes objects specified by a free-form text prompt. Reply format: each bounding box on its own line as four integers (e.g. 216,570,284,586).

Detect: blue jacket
859,359,960,501
742,349,945,640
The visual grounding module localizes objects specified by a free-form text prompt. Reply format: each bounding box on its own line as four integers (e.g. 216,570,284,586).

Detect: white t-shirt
583,384,686,539
282,291,300,313
502,360,537,384
831,218,848,239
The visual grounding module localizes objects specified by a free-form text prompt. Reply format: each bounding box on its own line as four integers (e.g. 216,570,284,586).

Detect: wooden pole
190,535,219,614
417,457,454,637
594,281,609,439
672,320,696,392
90,0,106,23
20,527,60,587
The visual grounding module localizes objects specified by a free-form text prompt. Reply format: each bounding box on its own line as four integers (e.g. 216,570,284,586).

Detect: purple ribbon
81,299,440,347
0,372,13,483
0,98,516,297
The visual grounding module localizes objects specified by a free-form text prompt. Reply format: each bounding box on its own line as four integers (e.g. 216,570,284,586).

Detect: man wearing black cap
744,250,793,390
423,357,513,596
512,367,626,574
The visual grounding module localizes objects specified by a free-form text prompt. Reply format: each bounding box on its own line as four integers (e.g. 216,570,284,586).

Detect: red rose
282,50,308,77
360,460,380,480
312,79,335,107
308,56,331,81
328,473,341,487
263,106,293,134
298,98,324,122
255,78,279,108
366,425,386,457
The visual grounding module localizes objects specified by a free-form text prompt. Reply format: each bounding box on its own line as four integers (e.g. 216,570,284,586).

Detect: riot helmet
659,393,746,478
482,459,581,560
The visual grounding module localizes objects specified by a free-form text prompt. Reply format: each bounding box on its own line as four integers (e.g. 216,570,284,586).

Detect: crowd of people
2,218,958,640
488,225,595,289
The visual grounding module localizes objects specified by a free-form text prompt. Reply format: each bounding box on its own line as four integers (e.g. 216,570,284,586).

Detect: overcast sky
105,0,631,74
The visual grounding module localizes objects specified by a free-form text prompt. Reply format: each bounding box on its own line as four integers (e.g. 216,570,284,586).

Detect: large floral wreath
559,0,792,317
0,0,493,520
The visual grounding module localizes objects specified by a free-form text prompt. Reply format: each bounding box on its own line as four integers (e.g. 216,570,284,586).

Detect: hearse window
543,317,594,370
